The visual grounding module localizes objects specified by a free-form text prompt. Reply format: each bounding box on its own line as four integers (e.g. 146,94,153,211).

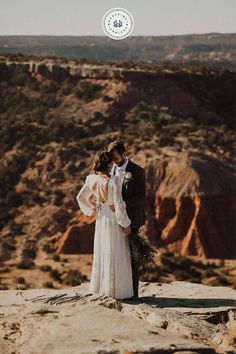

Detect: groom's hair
107,141,126,155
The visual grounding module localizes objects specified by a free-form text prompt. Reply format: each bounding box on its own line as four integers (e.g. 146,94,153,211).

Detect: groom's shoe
131,295,139,300
125,294,139,301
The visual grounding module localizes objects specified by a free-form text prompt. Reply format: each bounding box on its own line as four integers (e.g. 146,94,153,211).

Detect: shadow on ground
122,296,236,308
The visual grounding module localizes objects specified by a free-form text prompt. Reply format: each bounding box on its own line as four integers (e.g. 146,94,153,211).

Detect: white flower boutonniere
123,171,133,183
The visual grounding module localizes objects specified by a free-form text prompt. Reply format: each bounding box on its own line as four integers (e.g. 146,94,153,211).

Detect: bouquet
127,231,156,268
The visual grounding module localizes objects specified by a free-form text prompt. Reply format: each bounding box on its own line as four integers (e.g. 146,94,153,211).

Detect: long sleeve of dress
112,176,131,228
76,176,94,216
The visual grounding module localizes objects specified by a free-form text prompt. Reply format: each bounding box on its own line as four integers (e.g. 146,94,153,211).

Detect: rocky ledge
1,281,235,354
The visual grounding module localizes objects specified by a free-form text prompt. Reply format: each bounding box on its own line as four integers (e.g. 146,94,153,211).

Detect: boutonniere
123,171,133,183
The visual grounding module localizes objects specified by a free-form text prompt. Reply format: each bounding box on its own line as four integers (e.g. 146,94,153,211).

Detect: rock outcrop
146,151,236,259
1,281,235,354
54,219,95,254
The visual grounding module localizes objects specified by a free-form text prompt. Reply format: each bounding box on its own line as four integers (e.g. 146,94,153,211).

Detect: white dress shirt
111,158,129,182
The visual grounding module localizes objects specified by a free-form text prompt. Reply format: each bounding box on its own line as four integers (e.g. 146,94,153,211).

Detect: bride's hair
93,150,113,173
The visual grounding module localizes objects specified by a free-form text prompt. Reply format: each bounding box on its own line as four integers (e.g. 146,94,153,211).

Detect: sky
0,0,235,36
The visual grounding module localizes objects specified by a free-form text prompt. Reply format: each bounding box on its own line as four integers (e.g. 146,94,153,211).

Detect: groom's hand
120,225,131,236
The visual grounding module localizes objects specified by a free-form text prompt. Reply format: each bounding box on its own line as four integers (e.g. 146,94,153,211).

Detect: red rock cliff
145,151,236,259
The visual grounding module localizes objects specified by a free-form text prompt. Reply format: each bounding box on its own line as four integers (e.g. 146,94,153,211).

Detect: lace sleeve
112,176,131,228
76,176,94,216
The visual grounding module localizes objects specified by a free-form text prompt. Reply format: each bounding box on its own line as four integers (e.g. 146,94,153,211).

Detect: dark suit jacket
113,159,146,230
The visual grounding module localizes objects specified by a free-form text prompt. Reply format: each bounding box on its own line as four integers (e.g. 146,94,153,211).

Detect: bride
76,150,134,299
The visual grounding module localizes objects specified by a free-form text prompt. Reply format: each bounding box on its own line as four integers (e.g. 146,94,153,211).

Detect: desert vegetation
0,54,235,290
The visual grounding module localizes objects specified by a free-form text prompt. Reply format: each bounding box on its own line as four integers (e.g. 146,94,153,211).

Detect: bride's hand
91,200,97,214
91,202,97,213
109,204,115,212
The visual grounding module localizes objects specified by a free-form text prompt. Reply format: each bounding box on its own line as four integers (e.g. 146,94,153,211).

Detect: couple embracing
76,141,146,300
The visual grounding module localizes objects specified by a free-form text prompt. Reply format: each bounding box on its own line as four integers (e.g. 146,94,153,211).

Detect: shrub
43,281,54,288
10,71,29,86
0,154,28,198
17,259,35,269
39,264,52,272
5,191,22,208
39,83,58,94
0,88,28,113
60,82,74,95
158,134,175,147
52,254,61,262
201,267,217,279
103,95,113,102
38,93,59,108
64,270,86,286
74,81,103,102
50,268,61,281
15,277,25,284
32,106,47,119
24,191,45,206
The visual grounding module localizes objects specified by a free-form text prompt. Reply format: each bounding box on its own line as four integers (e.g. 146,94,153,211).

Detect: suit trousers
129,228,140,298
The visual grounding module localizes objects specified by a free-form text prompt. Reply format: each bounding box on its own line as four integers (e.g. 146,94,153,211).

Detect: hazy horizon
0,32,235,37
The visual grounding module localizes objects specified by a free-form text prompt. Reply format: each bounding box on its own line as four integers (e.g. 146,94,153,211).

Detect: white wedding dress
76,174,134,299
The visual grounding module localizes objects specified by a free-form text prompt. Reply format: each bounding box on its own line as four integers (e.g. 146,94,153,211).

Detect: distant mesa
0,33,235,66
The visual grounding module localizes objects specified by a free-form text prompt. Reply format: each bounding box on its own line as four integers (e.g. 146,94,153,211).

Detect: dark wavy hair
107,140,126,155
93,150,113,173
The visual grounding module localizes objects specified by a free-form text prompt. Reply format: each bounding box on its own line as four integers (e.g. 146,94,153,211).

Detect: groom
108,141,146,300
